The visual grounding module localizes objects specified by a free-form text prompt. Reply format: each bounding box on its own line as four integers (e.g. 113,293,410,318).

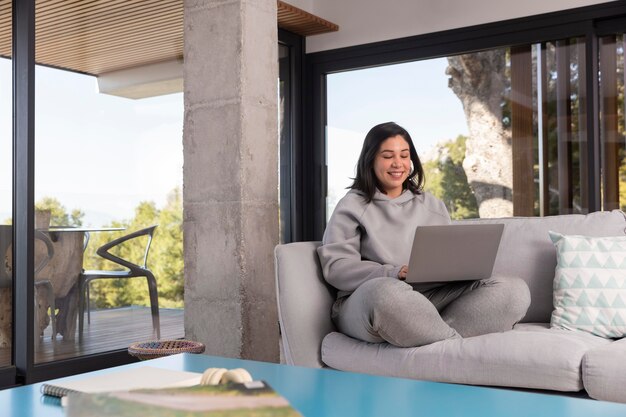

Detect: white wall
304,0,618,53
284,0,314,13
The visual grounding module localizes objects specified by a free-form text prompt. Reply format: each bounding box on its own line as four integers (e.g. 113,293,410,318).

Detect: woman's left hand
398,265,408,280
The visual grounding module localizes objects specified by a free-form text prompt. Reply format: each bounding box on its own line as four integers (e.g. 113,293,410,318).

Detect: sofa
274,210,626,403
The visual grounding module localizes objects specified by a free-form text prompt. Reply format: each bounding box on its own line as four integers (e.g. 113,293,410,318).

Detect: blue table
3,353,626,416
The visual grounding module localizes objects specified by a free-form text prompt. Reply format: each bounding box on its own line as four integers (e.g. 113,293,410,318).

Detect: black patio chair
78,225,160,340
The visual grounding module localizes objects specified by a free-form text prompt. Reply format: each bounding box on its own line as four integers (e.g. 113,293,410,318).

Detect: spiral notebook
40,366,202,398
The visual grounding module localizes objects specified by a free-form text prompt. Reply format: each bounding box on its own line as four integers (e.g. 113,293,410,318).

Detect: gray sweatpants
332,276,531,347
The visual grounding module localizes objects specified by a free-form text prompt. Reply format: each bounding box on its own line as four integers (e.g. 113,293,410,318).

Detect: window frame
302,0,626,240
279,28,306,243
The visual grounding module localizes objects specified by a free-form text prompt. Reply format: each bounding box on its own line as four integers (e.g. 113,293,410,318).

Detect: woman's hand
398,265,408,280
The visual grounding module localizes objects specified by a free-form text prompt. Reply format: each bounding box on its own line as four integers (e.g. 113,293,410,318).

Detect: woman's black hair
349,122,424,202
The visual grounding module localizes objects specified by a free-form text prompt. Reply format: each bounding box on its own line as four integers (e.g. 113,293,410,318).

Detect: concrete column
183,0,279,362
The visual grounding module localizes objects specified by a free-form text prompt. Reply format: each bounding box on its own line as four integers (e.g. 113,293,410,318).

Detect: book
63,380,303,417
40,366,203,398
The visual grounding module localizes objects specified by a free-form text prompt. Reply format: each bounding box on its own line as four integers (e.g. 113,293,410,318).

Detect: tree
151,188,183,305
35,197,84,226
423,135,478,220
446,51,513,218
82,188,184,310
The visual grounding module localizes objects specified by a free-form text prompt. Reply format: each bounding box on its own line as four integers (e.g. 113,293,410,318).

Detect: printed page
64,380,303,417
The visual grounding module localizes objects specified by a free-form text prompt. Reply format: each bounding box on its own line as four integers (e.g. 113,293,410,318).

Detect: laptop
405,223,504,284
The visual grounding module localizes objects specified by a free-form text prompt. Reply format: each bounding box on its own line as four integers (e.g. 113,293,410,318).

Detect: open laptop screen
405,223,504,284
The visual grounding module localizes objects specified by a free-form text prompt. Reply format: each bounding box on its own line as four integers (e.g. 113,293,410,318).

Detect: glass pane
538,38,588,215
326,56,492,221
0,0,11,368
327,59,474,220
599,34,625,211
34,8,184,363
326,40,594,224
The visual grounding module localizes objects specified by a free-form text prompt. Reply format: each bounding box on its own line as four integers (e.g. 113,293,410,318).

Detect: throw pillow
549,231,626,339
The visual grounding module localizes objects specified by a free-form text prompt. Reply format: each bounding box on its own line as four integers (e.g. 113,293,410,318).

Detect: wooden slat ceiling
0,0,337,76
277,0,338,37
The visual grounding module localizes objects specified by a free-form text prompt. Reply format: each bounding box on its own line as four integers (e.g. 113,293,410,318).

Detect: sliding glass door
33,1,185,364
2,0,304,386
1,0,187,386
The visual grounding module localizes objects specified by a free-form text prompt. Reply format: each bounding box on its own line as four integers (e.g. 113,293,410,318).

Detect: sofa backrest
275,241,336,368
455,210,626,322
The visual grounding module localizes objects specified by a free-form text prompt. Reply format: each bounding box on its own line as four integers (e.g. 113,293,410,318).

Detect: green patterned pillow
550,232,626,339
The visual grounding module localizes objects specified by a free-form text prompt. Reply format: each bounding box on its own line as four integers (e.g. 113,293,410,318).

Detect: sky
0,59,183,226
1,56,466,225
327,57,468,155
326,57,469,216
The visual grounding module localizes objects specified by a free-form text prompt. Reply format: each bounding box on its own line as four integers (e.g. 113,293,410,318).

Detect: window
326,43,595,221
306,4,626,238
326,59,473,220
4,3,304,384
2,0,186,385
33,65,184,363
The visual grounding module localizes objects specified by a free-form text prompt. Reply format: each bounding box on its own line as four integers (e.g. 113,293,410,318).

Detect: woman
317,122,530,347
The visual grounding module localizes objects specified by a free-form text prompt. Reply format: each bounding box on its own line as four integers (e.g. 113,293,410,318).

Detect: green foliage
81,187,184,310
422,135,479,220
35,197,84,226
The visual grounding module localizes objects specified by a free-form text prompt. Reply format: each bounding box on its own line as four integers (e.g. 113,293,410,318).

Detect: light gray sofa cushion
322,323,611,392
275,241,336,368
582,337,626,403
456,210,626,323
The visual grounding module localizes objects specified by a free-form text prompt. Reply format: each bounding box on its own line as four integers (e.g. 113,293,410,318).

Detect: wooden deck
0,306,184,365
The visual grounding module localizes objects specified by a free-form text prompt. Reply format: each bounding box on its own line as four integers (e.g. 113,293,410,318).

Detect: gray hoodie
317,189,451,298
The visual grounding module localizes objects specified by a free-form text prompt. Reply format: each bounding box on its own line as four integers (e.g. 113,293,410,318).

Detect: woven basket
128,339,206,360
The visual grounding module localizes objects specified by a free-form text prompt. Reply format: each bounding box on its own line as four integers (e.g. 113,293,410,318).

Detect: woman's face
373,135,411,198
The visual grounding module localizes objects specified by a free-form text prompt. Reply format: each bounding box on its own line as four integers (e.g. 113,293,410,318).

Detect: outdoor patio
0,306,184,365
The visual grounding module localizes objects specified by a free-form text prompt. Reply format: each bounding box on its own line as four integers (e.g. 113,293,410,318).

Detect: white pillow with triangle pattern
549,231,626,339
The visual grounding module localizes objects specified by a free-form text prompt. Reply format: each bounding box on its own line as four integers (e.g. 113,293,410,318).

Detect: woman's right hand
398,265,408,280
